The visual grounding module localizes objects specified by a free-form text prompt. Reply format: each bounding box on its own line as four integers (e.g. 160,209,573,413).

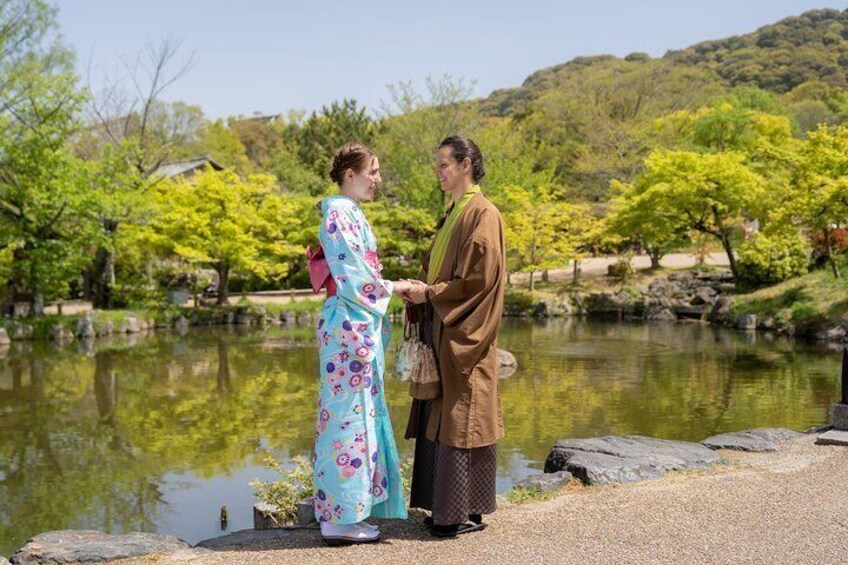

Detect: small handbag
392,304,440,400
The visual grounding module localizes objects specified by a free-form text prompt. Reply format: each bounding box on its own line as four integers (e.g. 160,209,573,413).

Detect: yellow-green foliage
736,232,810,288
12,6,848,313
144,169,318,294
249,455,314,525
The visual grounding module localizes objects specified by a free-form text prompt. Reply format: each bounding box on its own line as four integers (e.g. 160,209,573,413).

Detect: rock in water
497,349,517,379
544,435,722,486
735,314,757,330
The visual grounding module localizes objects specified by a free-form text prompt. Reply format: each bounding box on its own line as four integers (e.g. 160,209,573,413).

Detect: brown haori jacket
404,192,506,449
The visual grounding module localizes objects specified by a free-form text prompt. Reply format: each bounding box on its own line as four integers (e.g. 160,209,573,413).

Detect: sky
56,0,848,119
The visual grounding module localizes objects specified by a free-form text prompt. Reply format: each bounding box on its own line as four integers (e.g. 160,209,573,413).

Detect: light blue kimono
313,195,407,524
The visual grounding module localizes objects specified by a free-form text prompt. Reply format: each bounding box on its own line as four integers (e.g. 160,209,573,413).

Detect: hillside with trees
2,3,848,317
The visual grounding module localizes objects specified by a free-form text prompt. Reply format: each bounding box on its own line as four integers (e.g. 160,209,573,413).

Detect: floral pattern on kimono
313,195,406,524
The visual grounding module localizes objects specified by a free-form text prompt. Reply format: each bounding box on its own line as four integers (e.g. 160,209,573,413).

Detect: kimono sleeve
320,203,394,317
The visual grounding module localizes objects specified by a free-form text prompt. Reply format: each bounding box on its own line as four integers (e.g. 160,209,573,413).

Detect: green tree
172,119,253,174
363,201,435,280
146,169,305,304
621,150,765,278
0,84,96,315
0,2,95,315
607,179,689,269
296,99,377,179
502,183,599,291
786,124,848,278
376,76,483,215
230,114,285,170
81,37,200,308
512,58,723,200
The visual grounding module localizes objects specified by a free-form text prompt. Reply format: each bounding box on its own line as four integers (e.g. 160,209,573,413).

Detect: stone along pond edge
509,269,848,343
2,271,847,348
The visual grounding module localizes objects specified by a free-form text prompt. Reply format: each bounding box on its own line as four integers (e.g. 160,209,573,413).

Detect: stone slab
10,530,189,564
196,528,311,550
815,429,848,446
702,428,802,452
544,435,722,486
513,470,573,493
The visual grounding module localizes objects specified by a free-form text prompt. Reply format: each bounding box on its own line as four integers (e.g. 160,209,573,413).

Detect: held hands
391,279,413,297
391,278,427,304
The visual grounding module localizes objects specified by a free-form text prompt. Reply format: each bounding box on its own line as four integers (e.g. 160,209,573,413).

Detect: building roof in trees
153,155,224,179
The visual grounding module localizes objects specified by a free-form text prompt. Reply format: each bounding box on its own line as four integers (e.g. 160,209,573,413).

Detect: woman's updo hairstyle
329,142,375,186
439,136,485,182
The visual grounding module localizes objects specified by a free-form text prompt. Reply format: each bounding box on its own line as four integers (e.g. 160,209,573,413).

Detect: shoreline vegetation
3,258,846,346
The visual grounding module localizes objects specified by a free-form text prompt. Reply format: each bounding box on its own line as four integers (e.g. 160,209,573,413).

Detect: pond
0,319,841,555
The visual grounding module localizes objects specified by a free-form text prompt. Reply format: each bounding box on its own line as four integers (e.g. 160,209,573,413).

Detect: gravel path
115,434,847,565
509,252,731,284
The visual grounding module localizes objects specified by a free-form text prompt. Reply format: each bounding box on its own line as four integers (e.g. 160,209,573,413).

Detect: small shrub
249,455,314,526
607,256,635,282
736,232,809,289
504,290,535,316
111,283,167,310
790,302,818,323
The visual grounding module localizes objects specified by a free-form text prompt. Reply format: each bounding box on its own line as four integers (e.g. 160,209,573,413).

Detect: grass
731,269,848,327
504,479,584,504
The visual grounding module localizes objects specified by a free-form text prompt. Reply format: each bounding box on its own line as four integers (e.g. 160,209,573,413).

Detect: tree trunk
93,220,119,309
648,248,661,269
719,234,738,280
541,269,549,283
28,255,44,317
528,271,535,293
216,262,230,306
824,227,842,279
572,259,581,285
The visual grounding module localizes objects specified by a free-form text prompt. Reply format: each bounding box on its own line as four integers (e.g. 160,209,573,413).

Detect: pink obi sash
307,246,381,298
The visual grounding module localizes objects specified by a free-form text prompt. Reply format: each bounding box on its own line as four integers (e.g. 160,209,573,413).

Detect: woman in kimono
405,136,506,538
313,142,410,545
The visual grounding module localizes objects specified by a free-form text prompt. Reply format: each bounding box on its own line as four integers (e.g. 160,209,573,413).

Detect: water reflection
0,319,840,555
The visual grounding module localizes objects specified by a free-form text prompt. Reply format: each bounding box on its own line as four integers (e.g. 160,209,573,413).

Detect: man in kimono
405,136,506,538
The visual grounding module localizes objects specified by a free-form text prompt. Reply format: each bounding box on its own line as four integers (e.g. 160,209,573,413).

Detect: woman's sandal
321,522,380,546
322,535,381,547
